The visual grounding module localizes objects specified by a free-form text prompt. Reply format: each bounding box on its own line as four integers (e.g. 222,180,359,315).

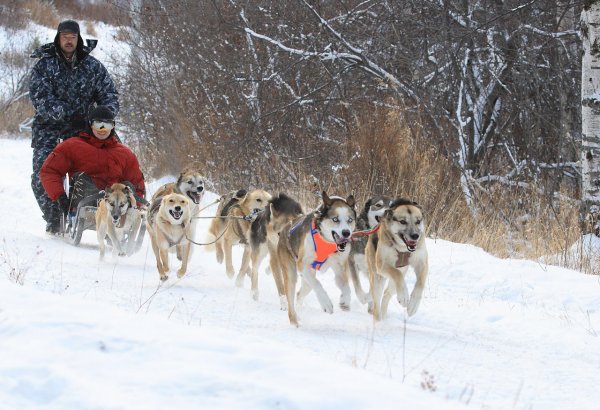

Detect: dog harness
310,220,338,270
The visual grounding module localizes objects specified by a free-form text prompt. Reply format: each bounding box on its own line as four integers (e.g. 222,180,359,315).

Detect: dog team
95,167,429,326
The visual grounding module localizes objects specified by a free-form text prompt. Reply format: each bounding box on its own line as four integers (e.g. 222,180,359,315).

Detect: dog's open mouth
112,214,126,228
332,231,350,252
400,234,417,252
169,209,184,220
187,191,202,204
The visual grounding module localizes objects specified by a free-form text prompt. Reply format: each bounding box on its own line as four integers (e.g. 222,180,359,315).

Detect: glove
57,193,70,214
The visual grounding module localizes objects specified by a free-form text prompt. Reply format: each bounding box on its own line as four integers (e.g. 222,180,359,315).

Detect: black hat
88,106,115,123
57,20,80,34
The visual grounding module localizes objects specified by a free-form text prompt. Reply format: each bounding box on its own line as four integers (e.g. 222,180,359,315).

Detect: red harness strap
310,220,338,270
351,224,380,239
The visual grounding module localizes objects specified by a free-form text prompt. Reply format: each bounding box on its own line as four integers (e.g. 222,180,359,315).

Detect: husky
146,193,192,281
348,195,393,307
277,191,356,326
246,193,304,307
152,168,205,259
206,189,272,281
96,183,142,259
366,198,428,320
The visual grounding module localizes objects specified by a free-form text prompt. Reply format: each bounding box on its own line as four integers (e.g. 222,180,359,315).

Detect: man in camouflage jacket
29,19,119,234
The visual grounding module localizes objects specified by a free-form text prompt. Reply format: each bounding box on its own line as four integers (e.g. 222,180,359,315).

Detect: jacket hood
30,38,97,61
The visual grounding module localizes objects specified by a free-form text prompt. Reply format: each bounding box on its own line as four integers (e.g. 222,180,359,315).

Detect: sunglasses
91,120,115,131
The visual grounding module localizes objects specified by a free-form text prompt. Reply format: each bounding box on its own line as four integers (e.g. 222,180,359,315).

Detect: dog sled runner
60,174,146,255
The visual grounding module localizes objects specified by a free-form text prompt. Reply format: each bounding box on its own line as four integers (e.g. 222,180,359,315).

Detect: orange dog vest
310,220,338,270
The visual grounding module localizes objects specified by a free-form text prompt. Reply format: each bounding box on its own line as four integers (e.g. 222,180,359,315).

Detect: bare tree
119,0,583,217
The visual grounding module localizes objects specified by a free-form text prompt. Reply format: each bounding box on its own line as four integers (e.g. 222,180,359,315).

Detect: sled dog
348,195,393,307
366,198,428,320
96,183,142,259
146,193,192,281
207,189,272,281
247,193,303,307
277,191,356,326
152,168,205,258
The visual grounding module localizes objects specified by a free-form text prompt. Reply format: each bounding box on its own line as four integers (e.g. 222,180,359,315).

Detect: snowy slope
1,138,599,409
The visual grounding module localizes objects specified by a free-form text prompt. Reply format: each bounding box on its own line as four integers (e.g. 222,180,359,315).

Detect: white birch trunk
581,2,600,234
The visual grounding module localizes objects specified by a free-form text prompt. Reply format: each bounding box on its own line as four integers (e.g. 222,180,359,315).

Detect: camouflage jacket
29,37,119,148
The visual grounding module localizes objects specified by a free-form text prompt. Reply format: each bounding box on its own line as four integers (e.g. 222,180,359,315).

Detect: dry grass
289,109,598,275
23,0,60,29
84,21,97,38
0,99,34,136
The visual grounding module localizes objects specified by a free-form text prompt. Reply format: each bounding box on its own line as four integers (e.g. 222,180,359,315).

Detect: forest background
1,0,594,272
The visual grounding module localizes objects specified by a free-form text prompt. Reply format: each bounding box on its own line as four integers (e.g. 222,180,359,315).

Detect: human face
59,32,77,58
91,121,114,140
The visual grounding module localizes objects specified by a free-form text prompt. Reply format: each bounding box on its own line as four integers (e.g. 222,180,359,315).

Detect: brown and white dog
152,168,205,259
206,189,272,281
366,198,428,320
96,183,142,259
348,195,393,308
277,191,356,326
145,193,192,281
247,193,304,307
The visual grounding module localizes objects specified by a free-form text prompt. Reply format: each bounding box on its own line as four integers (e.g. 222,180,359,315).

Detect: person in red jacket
40,105,145,234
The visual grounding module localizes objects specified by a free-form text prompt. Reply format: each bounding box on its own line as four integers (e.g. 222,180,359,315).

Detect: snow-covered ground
1,137,599,409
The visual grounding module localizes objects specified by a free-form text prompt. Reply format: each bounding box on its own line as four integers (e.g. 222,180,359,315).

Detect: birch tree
581,0,600,234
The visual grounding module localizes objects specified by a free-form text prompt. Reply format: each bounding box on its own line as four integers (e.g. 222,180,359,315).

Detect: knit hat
57,20,80,34
88,106,115,123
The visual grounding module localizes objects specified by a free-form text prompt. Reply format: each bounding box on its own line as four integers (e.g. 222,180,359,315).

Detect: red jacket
40,131,145,201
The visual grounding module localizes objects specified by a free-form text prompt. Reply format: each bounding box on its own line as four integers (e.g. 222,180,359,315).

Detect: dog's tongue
401,235,417,251
188,191,201,204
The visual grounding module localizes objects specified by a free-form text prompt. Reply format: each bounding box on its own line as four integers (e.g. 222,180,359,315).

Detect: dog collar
117,213,127,228
395,250,411,268
310,220,338,271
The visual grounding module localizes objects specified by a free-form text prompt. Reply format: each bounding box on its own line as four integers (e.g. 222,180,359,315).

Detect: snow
2,16,600,410
1,137,600,409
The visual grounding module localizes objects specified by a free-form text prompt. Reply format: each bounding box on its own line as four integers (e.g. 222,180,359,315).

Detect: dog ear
346,194,355,208
322,191,332,207
383,209,393,220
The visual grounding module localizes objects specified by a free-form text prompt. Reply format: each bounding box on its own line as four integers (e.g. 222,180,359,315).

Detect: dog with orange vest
277,191,356,326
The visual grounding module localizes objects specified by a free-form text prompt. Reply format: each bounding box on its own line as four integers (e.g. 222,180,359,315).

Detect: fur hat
57,20,80,34
88,105,115,123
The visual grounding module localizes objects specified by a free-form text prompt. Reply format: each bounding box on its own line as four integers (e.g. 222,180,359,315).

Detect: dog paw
252,288,259,301
235,274,245,288
279,295,288,311
118,251,126,257
226,269,235,279
397,289,409,307
321,298,334,314
367,301,374,314
160,274,168,281
407,296,421,316
357,291,372,305
339,301,350,311
176,269,186,278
